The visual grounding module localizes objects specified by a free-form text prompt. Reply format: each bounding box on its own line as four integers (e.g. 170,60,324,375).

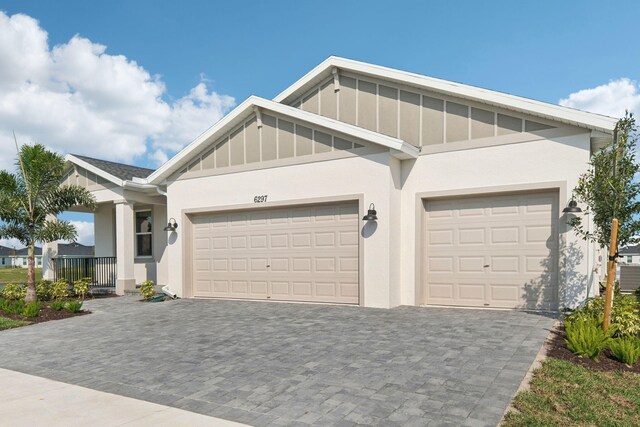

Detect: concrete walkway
0,368,247,426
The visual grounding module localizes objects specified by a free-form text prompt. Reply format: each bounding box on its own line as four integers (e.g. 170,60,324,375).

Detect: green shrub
22,301,41,318
564,317,611,361
0,299,26,315
35,280,52,301
50,300,65,311
139,280,155,299
64,300,83,313
1,283,26,300
565,295,640,337
72,277,91,299
50,279,70,300
608,336,640,365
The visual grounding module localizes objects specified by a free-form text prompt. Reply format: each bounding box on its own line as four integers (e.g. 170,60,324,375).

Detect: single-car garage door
424,191,559,310
192,202,360,304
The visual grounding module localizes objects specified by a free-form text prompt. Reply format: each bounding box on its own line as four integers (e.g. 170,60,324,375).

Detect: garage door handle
483,264,490,268
266,265,271,268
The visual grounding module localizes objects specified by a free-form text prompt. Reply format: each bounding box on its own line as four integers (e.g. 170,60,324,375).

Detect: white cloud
0,238,23,249
0,11,235,171
559,78,640,119
63,220,94,246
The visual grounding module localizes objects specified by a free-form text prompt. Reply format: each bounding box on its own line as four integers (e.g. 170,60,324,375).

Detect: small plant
50,300,65,311
22,301,41,318
564,295,640,337
72,277,91,299
1,283,26,300
139,280,155,299
64,300,83,313
35,280,52,301
0,299,26,315
608,336,640,366
564,317,611,361
50,279,70,300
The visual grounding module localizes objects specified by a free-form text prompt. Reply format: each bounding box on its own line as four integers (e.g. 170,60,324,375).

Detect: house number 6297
253,195,268,203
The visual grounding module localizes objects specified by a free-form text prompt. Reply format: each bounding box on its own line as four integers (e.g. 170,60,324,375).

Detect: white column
42,214,58,281
115,201,136,295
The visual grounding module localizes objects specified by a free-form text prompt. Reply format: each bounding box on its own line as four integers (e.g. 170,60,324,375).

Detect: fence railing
53,257,117,288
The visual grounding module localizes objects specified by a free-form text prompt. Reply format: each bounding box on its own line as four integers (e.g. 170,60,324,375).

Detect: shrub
565,295,640,337
0,299,26,315
72,277,91,299
22,301,41,318
564,316,611,361
50,279,70,300
1,283,26,300
36,280,52,301
608,336,640,365
65,300,83,313
50,300,65,311
139,280,155,299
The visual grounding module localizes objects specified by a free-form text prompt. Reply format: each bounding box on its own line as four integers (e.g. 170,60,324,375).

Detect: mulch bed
547,326,640,374
0,304,89,325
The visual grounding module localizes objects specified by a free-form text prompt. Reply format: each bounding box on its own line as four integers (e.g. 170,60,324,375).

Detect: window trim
135,209,154,259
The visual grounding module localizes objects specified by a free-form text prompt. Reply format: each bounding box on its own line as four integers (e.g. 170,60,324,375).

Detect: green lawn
0,268,43,284
0,317,30,330
503,358,640,426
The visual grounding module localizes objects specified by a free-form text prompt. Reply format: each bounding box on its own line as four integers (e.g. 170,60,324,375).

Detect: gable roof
146,96,419,184
15,246,42,256
619,244,640,255
57,242,94,257
0,245,13,257
71,154,155,181
274,56,618,134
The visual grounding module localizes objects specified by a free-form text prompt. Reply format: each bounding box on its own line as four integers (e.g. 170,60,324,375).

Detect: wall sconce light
362,203,378,221
562,198,582,214
163,218,179,232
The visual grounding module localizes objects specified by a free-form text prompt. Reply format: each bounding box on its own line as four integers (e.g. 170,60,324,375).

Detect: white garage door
192,202,360,304
424,191,559,310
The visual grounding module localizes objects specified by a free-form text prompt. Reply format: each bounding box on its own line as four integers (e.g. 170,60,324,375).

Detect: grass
0,317,30,330
0,268,43,284
503,358,640,426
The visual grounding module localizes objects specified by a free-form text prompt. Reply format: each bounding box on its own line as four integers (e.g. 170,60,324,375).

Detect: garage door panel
192,202,359,304
424,192,559,309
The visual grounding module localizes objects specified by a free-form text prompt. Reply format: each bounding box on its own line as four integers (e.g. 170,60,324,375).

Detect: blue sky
0,0,638,245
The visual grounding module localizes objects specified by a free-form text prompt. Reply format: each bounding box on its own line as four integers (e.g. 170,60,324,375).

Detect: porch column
42,214,58,281
115,200,136,295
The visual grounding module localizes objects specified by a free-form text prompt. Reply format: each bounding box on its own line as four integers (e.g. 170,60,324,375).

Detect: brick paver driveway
0,297,554,426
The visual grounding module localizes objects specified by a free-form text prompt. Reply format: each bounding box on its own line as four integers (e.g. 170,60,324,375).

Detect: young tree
569,112,640,249
0,142,96,301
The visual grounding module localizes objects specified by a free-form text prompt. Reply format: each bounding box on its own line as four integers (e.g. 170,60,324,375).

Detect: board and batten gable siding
174,111,374,180
290,72,559,148
60,166,114,190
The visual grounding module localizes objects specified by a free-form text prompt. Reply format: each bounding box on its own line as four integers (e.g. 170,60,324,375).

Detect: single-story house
43,57,616,310
11,246,43,269
0,246,12,269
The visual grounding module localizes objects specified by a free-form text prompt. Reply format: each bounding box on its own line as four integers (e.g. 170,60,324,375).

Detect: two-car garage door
192,202,359,304
424,191,559,310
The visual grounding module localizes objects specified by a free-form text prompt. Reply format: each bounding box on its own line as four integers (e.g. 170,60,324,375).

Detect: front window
628,256,633,264
135,210,153,257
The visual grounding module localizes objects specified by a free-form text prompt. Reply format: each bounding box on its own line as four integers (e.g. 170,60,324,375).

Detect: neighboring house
0,246,13,269
618,244,640,265
45,57,618,310
11,246,43,268
56,242,95,258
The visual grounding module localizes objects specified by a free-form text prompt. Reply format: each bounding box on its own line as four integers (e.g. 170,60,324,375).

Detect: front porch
43,155,168,295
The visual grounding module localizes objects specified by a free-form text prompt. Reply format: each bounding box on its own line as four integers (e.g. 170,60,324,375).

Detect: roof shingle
72,154,155,181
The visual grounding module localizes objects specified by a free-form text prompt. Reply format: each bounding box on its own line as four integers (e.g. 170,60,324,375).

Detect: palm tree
0,141,96,301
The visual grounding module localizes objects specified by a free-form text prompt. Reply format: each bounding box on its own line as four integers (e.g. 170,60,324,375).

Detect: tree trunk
25,242,36,302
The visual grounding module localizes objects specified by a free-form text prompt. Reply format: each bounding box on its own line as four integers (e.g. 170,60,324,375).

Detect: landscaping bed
0,302,89,327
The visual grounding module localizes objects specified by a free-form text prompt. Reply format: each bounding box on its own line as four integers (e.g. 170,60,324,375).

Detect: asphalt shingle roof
57,243,94,257
619,244,640,255
15,247,42,256
72,154,155,181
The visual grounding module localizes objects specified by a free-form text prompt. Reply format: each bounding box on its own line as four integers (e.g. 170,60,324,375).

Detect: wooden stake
603,218,619,332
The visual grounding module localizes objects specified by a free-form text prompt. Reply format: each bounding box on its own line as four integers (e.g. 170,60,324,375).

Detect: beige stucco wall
400,131,595,309
166,151,398,308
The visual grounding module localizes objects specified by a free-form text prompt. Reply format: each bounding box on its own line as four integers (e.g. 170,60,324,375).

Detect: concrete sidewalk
0,368,248,427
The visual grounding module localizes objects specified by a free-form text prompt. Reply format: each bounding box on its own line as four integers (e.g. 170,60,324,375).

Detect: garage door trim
181,194,365,304
414,182,568,309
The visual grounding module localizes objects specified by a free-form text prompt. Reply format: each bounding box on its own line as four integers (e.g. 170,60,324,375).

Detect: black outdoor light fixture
562,197,583,214
163,218,179,232
362,203,378,221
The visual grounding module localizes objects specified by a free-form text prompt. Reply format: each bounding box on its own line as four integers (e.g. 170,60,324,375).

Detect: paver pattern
0,297,554,426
